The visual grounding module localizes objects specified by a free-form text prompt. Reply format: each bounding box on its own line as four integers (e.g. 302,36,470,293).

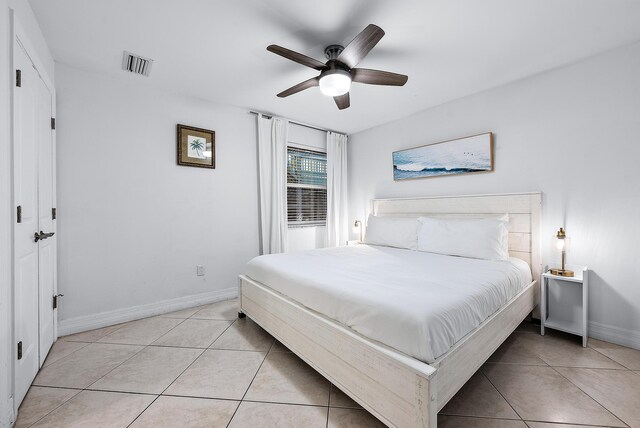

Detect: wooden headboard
371,192,542,283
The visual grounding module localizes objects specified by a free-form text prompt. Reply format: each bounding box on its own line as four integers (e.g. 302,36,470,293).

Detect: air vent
122,51,153,77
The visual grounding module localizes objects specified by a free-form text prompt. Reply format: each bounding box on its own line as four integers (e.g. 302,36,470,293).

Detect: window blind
287,147,327,227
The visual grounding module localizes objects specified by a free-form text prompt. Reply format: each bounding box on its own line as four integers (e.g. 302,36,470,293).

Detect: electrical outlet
196,265,205,276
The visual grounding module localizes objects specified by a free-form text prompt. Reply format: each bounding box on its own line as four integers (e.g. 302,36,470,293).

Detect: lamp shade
352,220,363,241
319,69,351,97
554,227,571,252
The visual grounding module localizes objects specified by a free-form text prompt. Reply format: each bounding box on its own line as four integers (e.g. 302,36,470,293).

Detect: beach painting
393,132,493,180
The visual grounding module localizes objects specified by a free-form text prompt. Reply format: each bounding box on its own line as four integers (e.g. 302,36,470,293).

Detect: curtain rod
248,110,344,135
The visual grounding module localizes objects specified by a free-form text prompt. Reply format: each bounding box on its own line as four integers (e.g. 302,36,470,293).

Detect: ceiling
29,0,640,134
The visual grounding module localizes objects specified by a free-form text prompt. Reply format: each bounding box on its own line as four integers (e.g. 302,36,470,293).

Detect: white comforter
245,244,532,363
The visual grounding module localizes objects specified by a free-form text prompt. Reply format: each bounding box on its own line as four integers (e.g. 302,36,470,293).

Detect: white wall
55,64,260,328
0,1,54,425
287,123,327,252
348,42,640,348
288,226,326,252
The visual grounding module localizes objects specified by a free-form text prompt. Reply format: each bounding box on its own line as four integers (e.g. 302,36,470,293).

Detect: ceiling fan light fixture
268,24,406,109
319,69,351,97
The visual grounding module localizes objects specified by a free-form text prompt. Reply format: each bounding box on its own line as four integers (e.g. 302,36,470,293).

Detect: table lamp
353,220,363,242
550,227,574,277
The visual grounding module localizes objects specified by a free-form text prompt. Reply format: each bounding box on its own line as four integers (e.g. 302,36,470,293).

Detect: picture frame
392,132,493,181
177,124,215,169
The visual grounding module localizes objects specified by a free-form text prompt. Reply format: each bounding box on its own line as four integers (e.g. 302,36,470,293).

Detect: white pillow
417,216,509,260
364,215,420,250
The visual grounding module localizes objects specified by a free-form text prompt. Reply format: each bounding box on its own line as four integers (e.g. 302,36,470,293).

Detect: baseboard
589,320,640,350
58,287,238,337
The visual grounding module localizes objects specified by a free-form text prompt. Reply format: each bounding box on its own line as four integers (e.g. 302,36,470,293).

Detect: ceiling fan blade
267,45,326,70
337,24,385,69
334,93,350,110
277,77,320,98
351,68,408,86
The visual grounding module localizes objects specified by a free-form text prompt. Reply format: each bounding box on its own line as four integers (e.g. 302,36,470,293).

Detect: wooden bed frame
239,192,541,428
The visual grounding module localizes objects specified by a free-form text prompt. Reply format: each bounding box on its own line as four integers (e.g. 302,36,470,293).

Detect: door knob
34,231,55,242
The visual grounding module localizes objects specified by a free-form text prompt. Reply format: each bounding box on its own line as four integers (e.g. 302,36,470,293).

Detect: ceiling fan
267,24,408,110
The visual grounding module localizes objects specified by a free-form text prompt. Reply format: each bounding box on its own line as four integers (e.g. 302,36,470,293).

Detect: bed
238,192,541,428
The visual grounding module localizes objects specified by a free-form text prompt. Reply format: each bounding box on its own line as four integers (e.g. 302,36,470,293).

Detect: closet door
13,42,41,407
37,65,55,367
13,39,56,406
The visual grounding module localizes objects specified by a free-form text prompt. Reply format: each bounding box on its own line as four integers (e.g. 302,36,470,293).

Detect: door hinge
52,207,57,220
53,294,64,309
17,205,22,223
16,69,21,87
51,118,56,130
17,341,23,360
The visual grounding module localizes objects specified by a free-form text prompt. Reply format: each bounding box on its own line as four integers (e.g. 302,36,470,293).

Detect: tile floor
15,298,640,427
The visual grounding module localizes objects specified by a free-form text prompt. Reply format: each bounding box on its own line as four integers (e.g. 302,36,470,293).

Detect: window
287,147,327,227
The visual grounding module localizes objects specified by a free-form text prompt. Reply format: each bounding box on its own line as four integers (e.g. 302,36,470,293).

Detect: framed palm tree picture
177,124,215,169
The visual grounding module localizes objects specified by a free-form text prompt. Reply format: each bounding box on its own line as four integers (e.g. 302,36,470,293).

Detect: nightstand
540,265,589,346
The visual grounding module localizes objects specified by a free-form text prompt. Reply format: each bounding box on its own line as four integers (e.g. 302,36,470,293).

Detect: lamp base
549,268,574,277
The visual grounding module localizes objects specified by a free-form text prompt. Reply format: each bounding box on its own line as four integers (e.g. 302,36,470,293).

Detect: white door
37,62,56,366
13,39,56,407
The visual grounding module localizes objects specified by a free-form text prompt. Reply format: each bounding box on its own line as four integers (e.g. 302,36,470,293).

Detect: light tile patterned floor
16,298,640,427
